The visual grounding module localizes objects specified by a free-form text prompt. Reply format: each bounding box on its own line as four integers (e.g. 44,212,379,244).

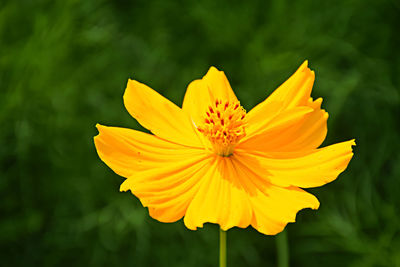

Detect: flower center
197,99,246,156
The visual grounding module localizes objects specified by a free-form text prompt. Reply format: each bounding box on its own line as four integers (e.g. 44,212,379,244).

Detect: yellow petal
243,106,313,141
182,67,238,125
94,124,204,178
249,186,319,235
120,153,212,223
242,100,284,133
235,139,356,188
274,97,328,151
239,97,328,152
242,61,325,151
244,61,313,130
183,156,253,231
230,157,320,235
246,61,314,122
124,79,203,147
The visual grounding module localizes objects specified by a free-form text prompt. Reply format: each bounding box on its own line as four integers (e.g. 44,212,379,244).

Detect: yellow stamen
198,99,246,156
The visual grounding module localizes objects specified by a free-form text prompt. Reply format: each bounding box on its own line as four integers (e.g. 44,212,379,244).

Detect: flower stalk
220,228,226,267
276,230,289,267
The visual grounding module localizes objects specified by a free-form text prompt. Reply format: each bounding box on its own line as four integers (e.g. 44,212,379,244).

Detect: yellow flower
94,61,355,235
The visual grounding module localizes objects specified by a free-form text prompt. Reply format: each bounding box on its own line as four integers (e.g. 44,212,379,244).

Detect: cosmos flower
94,61,355,235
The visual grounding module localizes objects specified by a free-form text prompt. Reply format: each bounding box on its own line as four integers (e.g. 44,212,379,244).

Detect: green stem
276,230,289,267
219,228,226,267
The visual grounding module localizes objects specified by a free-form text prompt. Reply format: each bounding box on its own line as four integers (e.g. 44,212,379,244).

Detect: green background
1,0,399,266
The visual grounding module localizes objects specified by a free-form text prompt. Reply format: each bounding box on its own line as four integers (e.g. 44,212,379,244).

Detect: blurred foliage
1,0,399,266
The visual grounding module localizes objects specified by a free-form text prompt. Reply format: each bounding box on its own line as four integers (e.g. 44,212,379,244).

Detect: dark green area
1,0,399,266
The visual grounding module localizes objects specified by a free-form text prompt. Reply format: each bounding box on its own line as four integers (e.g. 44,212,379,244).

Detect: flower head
197,99,246,156
94,61,355,235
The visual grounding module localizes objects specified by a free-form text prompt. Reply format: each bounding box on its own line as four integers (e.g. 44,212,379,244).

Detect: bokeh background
1,0,399,266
